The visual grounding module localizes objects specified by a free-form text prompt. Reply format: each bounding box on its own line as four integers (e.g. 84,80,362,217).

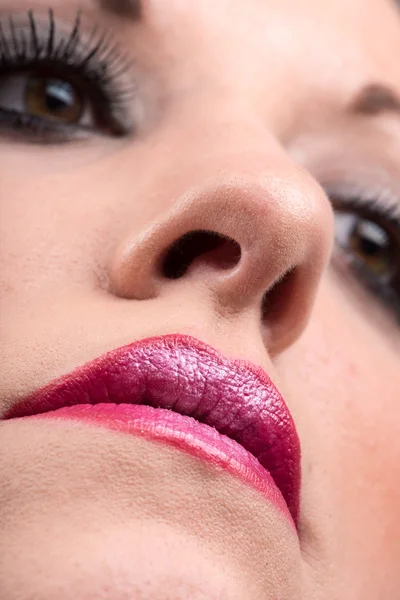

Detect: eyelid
324,180,400,228
0,8,137,139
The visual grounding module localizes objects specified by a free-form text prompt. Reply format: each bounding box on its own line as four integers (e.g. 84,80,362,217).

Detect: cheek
277,272,400,570
0,148,171,300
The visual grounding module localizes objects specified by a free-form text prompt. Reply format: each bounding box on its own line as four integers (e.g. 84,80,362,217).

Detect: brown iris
349,217,396,278
24,76,84,124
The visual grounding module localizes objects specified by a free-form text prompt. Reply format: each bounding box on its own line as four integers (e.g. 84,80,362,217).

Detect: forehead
131,0,399,119
143,0,399,48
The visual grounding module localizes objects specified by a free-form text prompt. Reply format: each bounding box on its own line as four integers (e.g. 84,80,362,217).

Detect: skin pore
0,0,400,598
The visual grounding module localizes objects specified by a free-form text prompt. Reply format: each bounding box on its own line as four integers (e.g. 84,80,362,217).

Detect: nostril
162,230,242,280
261,268,297,325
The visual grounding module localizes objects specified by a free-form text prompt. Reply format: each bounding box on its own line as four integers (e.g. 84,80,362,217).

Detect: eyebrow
349,83,400,117
97,0,142,19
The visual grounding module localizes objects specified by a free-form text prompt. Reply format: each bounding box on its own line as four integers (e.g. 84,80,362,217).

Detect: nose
108,146,333,354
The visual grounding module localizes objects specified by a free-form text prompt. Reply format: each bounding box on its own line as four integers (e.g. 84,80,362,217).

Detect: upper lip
3,334,301,523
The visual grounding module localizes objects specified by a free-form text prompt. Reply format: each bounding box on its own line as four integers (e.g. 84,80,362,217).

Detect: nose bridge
105,4,335,354
153,0,308,140
163,89,292,166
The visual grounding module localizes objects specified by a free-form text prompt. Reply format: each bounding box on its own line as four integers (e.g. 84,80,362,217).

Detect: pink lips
3,335,301,525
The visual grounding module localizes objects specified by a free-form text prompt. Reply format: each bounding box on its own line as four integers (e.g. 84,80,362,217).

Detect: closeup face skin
1,0,400,598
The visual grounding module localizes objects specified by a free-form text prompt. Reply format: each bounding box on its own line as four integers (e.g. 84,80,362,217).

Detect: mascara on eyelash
325,180,400,226
0,10,124,74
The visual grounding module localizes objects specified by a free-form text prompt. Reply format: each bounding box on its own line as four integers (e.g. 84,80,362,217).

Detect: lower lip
29,403,294,527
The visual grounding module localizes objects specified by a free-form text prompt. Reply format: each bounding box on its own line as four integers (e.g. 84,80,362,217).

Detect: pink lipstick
3,335,301,526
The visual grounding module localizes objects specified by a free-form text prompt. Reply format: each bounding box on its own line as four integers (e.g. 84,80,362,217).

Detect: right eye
0,10,134,142
0,73,92,127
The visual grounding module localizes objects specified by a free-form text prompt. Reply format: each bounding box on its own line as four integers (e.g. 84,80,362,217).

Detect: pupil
360,237,381,257
356,220,389,257
44,80,75,114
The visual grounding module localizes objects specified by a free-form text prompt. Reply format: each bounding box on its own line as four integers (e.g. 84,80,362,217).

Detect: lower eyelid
0,107,88,143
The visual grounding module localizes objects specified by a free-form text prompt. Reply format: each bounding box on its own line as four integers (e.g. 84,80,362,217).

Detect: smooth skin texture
1,0,400,598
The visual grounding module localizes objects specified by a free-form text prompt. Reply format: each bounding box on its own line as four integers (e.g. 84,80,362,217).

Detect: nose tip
109,169,333,353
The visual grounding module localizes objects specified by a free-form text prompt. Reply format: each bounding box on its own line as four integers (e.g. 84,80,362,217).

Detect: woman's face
1,0,400,598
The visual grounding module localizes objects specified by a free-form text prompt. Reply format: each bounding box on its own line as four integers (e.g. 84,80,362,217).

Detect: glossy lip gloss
3,334,301,527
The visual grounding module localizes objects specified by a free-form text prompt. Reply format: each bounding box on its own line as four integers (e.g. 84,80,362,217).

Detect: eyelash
0,9,134,141
331,189,400,322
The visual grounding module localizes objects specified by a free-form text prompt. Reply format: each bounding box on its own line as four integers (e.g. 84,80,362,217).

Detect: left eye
335,211,398,280
0,73,92,127
333,204,400,321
